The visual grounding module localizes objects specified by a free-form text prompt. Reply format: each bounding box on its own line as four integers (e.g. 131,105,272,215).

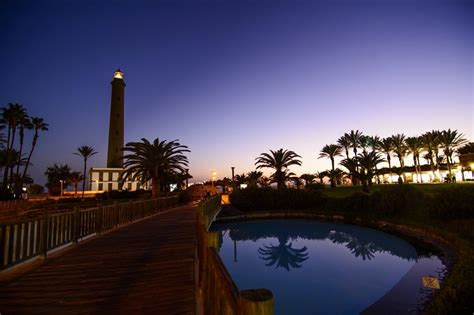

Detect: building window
98,183,103,191
128,183,132,190
108,183,113,191
99,172,103,181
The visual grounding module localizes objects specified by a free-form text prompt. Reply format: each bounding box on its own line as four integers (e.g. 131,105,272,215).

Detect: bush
100,189,150,200
229,187,326,212
27,184,44,196
342,191,370,212
430,186,474,220
368,184,425,216
305,183,325,191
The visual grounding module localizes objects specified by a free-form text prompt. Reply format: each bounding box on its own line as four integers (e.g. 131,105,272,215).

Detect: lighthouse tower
107,69,125,168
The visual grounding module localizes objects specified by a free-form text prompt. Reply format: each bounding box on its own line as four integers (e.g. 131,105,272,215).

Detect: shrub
305,183,325,191
27,184,44,196
368,184,425,216
229,187,326,212
100,189,150,200
430,186,474,220
342,191,370,212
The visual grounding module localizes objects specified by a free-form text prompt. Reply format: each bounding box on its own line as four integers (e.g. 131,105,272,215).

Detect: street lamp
59,180,64,197
211,171,217,188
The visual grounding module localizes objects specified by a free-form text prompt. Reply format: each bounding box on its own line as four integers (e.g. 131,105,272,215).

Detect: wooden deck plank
0,205,197,315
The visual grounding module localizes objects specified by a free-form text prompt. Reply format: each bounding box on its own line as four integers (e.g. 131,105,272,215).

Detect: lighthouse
107,69,125,168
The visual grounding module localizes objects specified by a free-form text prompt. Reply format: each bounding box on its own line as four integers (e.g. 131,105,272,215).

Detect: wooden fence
0,196,179,271
196,196,274,315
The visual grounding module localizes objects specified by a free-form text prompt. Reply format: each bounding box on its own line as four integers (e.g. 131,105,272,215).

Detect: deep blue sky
0,0,472,185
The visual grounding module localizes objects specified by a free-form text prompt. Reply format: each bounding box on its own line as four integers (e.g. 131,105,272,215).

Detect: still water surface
210,220,435,314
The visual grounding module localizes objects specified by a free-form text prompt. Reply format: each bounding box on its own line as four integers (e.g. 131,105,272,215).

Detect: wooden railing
0,196,179,270
196,196,274,315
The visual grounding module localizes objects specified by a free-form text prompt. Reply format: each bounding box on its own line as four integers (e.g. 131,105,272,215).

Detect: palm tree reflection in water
258,235,309,271
329,231,381,260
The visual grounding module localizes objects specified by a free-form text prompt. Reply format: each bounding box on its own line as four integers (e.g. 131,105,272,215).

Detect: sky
0,0,473,185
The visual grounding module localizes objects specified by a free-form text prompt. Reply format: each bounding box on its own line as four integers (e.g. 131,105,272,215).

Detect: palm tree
74,145,98,198
390,134,408,182
15,111,32,178
345,130,363,156
69,171,84,197
255,149,302,189
22,117,49,180
300,173,316,186
337,136,351,159
247,171,263,188
1,103,27,188
439,129,467,176
45,164,71,196
235,173,248,187
315,171,327,185
405,136,424,183
421,131,440,182
318,144,342,171
367,136,381,183
355,151,385,192
377,137,394,183
327,168,345,187
122,138,190,197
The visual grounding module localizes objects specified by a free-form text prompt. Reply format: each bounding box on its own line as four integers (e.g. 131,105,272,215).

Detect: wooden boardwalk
0,205,198,315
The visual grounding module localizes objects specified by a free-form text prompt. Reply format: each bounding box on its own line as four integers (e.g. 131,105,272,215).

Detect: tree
354,151,385,192
390,134,408,182
337,136,351,159
68,171,84,197
247,171,263,188
122,138,190,197
300,173,316,186
319,144,342,187
45,164,71,196
258,235,309,271
315,171,328,185
457,142,474,155
318,144,342,171
235,173,248,187
421,131,440,181
439,129,467,176
22,116,48,179
377,137,394,183
255,149,302,189
344,130,364,156
74,145,98,198
405,136,424,183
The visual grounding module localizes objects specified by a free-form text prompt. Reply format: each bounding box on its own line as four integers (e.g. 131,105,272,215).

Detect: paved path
0,205,197,315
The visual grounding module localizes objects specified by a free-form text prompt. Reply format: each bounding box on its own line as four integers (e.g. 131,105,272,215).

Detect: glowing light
113,69,124,79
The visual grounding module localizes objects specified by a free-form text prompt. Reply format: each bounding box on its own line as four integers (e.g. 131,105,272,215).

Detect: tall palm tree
337,136,351,159
122,138,190,197
405,136,424,183
390,134,408,182
74,145,98,198
15,114,33,179
345,130,364,156
377,137,394,183
421,131,439,181
439,129,467,176
367,136,381,183
255,149,302,189
315,171,327,185
1,103,26,188
318,144,342,171
22,117,49,180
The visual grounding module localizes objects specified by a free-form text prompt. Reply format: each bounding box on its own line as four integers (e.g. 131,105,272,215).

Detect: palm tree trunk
387,155,393,184
82,158,87,198
22,133,38,180
2,127,11,188
152,177,160,197
15,127,24,177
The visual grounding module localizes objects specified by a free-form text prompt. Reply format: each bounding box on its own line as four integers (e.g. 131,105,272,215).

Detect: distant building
89,69,140,192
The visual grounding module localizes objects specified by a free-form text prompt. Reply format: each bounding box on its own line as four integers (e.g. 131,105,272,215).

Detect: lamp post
60,180,64,197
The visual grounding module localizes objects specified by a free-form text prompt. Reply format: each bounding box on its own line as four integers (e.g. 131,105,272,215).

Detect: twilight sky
0,0,473,185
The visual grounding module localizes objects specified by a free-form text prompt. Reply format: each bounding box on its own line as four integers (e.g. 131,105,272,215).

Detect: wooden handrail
0,196,180,271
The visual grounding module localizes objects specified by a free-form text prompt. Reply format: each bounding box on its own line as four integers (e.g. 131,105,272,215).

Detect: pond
210,219,445,315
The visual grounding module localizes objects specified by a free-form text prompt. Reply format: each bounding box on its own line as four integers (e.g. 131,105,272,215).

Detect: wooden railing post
96,205,103,235
73,207,79,244
41,210,49,259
